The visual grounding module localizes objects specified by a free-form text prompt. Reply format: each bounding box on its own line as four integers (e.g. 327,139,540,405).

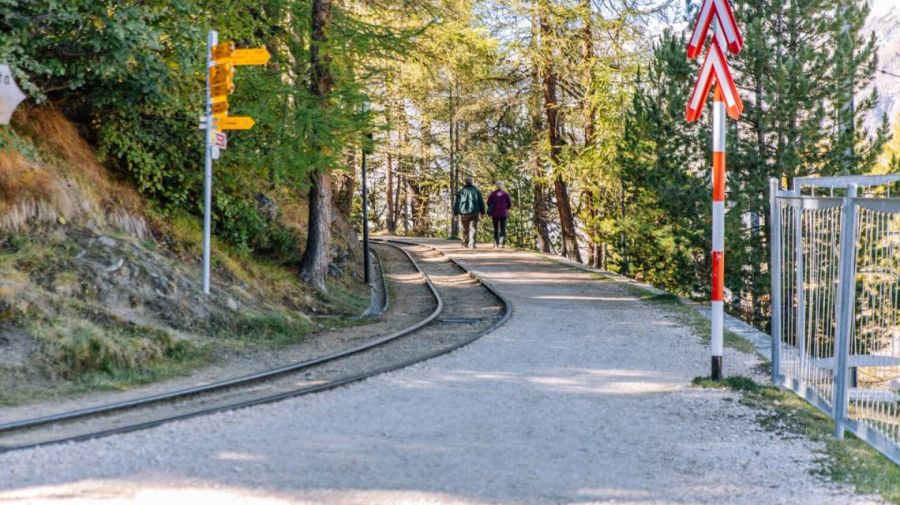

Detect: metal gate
770,174,900,464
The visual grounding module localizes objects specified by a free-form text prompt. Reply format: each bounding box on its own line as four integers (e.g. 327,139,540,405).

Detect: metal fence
770,174,900,464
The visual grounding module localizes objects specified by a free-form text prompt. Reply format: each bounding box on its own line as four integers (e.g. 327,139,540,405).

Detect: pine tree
536,0,581,262
615,31,707,291
875,113,900,173
724,0,887,324
826,0,887,175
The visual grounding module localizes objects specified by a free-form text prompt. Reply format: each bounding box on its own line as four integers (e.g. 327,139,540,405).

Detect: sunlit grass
694,375,900,503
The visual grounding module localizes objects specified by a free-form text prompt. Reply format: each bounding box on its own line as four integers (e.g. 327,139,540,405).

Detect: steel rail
0,240,511,453
0,242,440,435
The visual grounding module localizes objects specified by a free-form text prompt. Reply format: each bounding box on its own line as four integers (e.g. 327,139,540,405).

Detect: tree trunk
408,176,429,235
619,188,627,275
529,4,552,253
386,152,396,233
585,190,602,268
531,165,553,253
529,96,552,253
552,175,580,261
404,177,414,234
581,0,595,145
412,121,433,235
449,81,460,238
539,0,581,262
581,0,601,267
301,173,333,291
300,0,334,292
333,152,355,218
394,169,409,232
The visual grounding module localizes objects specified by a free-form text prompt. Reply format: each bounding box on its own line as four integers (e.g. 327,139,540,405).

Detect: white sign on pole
214,131,227,149
0,64,26,125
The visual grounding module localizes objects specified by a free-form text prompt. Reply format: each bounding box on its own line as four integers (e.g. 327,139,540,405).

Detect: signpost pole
202,30,217,295
711,85,726,380
685,0,742,379
361,146,371,285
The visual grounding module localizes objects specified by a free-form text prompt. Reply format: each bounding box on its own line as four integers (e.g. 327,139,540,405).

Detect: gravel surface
0,239,887,504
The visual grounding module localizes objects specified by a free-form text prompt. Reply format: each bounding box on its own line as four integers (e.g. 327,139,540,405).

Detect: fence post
769,178,782,384
791,180,805,362
833,183,858,440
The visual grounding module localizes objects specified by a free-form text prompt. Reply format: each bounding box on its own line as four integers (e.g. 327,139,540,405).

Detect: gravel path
0,240,886,504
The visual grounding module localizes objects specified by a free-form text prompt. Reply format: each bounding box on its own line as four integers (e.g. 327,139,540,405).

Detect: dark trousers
460,213,479,247
492,216,507,246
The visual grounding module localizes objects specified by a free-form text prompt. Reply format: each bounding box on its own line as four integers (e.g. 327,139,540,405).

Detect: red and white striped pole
711,84,725,380
685,0,742,380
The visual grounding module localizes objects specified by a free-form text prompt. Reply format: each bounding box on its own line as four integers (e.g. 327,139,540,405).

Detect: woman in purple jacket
487,181,512,247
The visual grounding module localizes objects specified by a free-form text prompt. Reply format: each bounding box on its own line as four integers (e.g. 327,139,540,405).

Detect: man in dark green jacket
453,176,486,248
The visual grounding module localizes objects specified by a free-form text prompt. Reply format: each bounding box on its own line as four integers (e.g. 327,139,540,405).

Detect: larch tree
536,0,582,262
299,0,336,292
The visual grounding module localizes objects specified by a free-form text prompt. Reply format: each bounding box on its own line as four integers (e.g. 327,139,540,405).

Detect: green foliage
611,1,887,329
213,190,299,260
0,0,416,264
0,0,199,103
691,375,761,392
215,311,312,347
34,318,198,379
615,31,707,294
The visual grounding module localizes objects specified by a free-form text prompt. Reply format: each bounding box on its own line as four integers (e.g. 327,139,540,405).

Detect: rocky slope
0,107,368,403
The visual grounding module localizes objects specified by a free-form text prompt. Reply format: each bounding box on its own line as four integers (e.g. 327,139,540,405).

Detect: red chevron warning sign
684,0,743,380
686,0,743,59
685,41,743,122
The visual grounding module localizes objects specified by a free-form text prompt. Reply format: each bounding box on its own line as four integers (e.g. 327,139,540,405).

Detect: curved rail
0,240,511,453
378,238,513,320
0,242,441,435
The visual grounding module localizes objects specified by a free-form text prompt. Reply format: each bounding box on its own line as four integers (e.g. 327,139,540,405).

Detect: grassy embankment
693,376,900,503
0,108,369,405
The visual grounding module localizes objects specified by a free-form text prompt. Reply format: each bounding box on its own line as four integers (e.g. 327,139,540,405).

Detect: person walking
453,176,485,248
487,181,512,247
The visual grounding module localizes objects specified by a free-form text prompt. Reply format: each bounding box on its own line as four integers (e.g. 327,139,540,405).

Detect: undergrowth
25,311,207,380
215,311,312,347
693,376,900,503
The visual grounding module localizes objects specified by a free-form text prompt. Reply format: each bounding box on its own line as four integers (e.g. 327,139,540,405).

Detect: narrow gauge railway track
0,240,509,453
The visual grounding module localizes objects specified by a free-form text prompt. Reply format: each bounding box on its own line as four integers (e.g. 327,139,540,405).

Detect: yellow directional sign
210,62,234,99
204,39,261,138
216,116,255,130
228,47,271,66
210,62,233,85
212,42,234,60
211,101,229,114
210,81,235,97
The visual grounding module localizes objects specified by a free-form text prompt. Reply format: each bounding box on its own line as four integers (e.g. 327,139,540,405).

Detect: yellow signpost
201,32,269,295
215,116,255,130
211,42,234,61
228,48,271,66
